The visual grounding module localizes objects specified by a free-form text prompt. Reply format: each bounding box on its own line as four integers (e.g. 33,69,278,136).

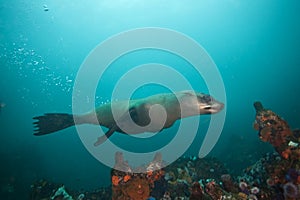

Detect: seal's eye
202,95,213,103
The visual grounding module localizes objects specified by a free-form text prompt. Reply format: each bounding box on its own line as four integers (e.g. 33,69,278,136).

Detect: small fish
43,4,49,12
0,102,5,112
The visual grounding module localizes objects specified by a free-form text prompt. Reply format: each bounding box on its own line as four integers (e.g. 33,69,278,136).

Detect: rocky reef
28,101,300,199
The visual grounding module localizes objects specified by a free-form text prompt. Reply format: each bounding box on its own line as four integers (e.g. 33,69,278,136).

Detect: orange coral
123,175,131,183
281,149,291,159
154,170,163,180
297,175,300,184
253,122,260,130
253,102,299,160
259,127,272,142
123,177,150,200
147,170,153,178
238,192,248,199
112,175,120,186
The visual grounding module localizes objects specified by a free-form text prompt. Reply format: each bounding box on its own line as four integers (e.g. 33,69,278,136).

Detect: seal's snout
210,101,224,114
218,102,225,110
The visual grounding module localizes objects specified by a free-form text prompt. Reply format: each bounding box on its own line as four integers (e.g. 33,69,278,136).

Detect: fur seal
33,91,224,146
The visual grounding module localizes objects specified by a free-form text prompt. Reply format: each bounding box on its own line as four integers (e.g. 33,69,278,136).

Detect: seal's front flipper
94,126,117,146
93,107,138,146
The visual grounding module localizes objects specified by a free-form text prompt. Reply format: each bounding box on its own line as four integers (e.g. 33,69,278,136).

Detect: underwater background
0,0,300,199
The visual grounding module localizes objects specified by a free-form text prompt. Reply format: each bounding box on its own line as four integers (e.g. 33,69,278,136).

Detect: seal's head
196,93,224,114
178,91,224,116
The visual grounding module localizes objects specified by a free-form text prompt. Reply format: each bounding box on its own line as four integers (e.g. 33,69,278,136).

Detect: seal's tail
33,113,75,136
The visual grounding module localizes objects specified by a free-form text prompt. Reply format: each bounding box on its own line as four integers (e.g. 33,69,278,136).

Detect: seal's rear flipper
33,113,75,136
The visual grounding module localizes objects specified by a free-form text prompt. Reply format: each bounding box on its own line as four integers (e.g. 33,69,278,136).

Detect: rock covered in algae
252,101,300,199
111,152,164,200
253,101,299,160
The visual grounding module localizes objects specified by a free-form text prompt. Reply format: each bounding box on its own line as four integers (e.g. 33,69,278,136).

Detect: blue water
0,0,300,198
